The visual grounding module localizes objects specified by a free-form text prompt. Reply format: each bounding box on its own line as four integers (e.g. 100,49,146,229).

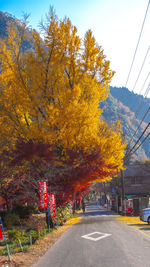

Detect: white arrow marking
81,231,112,241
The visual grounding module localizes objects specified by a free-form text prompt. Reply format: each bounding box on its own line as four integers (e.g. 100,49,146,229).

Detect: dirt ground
0,216,81,267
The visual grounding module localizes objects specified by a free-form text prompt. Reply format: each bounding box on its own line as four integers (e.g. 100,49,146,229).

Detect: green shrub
53,205,72,226
7,229,23,242
13,204,36,219
0,242,29,255
0,244,16,255
26,230,39,244
0,239,5,246
22,244,29,252
4,213,20,228
55,207,63,225
62,206,72,220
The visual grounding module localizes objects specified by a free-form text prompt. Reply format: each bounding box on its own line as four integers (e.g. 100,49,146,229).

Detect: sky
1,0,150,96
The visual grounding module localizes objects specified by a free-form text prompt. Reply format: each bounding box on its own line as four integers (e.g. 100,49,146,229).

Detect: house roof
118,164,150,195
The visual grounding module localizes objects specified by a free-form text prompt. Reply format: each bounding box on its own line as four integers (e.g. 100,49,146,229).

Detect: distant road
32,203,150,267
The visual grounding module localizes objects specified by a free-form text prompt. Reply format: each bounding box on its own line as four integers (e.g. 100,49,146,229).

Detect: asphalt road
32,203,150,267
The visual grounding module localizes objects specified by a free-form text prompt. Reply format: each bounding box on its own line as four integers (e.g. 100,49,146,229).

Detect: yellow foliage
0,10,125,182
98,121,126,172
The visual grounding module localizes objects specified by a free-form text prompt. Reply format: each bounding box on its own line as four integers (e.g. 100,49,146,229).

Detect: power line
144,83,150,97
125,94,150,157
134,83,150,118
139,72,150,95
123,91,150,165
124,49,150,136
124,83,150,139
126,131,150,159
132,46,150,92
122,2,150,138
127,105,150,146
125,0,150,88
120,1,150,213
126,122,150,157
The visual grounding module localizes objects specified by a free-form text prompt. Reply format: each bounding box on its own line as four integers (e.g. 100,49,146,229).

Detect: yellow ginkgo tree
0,9,126,198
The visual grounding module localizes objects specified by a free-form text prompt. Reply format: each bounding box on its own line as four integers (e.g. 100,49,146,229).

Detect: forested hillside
110,86,150,124
0,11,33,51
101,87,150,161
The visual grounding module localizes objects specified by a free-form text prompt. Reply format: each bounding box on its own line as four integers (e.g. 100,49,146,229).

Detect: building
111,164,150,215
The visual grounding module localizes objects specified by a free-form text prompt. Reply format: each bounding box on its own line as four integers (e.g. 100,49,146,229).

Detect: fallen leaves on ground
117,215,150,233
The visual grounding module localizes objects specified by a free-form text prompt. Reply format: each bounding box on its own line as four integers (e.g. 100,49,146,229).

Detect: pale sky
1,0,150,95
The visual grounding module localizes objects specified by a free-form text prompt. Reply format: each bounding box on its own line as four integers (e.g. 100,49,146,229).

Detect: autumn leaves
0,10,126,205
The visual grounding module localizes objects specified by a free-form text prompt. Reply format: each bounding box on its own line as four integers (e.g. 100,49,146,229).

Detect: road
32,203,150,267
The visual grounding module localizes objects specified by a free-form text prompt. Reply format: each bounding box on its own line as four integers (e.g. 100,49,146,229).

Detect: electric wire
131,132,150,156
123,46,150,137
135,83,150,119
127,105,150,145
126,122,150,157
124,86,150,158
116,1,150,159
125,0,150,88
139,72,150,95
132,46,150,92
144,83,150,97
120,0,150,203
126,131,150,159
124,83,150,138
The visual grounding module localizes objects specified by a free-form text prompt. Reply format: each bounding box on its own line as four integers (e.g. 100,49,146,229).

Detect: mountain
0,11,33,52
0,11,149,162
0,11,14,39
101,86,150,162
110,86,150,124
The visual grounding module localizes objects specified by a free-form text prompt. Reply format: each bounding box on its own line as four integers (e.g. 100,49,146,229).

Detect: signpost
38,181,56,229
39,181,48,209
0,222,3,240
48,193,56,218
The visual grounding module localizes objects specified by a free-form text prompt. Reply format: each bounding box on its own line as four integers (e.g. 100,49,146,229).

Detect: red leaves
50,148,116,206
10,139,54,165
1,140,120,207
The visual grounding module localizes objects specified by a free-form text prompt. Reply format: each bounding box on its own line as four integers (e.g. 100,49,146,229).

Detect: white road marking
81,231,112,241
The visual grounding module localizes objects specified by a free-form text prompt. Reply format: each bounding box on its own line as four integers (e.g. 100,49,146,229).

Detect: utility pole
46,179,51,230
120,170,126,216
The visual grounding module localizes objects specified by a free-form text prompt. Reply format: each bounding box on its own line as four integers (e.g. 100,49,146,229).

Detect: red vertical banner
0,225,3,240
39,181,48,209
48,193,56,218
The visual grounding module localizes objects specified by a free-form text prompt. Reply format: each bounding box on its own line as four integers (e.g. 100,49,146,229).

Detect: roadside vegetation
0,203,75,256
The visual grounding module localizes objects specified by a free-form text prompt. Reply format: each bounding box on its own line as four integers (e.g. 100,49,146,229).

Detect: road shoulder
117,215,150,238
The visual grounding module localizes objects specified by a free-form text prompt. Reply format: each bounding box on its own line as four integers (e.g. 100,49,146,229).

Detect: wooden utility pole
120,170,126,215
